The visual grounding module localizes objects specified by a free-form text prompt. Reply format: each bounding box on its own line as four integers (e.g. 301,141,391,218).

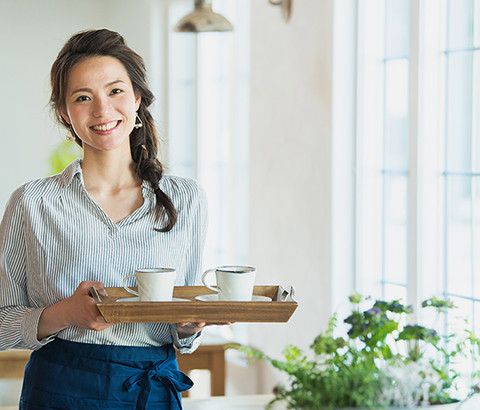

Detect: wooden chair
177,344,226,397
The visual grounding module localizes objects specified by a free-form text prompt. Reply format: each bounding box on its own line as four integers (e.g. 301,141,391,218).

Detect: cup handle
123,274,139,296
201,269,219,293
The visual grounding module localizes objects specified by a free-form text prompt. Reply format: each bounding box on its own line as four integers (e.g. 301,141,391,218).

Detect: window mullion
407,0,423,319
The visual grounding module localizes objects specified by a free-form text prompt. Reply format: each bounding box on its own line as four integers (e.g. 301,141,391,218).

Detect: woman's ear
135,94,141,112
59,109,71,125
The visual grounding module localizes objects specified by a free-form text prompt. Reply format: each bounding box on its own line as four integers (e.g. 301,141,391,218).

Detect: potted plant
228,293,480,409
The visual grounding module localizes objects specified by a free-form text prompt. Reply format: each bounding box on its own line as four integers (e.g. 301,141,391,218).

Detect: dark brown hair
50,29,177,232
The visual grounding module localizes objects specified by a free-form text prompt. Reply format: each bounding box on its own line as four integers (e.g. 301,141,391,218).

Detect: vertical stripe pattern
0,159,207,352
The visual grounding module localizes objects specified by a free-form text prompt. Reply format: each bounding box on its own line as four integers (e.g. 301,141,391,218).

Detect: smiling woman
0,28,218,410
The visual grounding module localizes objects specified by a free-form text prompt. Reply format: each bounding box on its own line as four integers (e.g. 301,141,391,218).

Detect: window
441,0,480,331
165,0,250,344
167,0,250,272
356,0,480,333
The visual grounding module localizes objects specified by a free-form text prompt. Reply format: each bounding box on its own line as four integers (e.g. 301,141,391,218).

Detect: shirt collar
59,158,83,188
59,158,154,203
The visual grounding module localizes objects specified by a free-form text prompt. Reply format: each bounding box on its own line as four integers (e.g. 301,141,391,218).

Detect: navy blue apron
20,338,193,410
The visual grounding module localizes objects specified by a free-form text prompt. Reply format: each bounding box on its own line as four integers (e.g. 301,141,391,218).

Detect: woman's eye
111,88,123,95
75,95,90,102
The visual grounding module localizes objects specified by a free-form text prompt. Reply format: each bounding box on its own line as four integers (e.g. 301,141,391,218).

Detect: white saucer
116,297,190,302
195,294,272,302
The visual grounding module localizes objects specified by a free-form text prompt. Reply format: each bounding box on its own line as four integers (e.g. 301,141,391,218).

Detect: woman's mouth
91,121,120,132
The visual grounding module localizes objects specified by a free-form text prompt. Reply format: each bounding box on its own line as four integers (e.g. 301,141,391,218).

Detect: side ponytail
131,107,177,232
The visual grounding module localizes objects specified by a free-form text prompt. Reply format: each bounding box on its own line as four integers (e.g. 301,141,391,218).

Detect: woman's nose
92,97,110,117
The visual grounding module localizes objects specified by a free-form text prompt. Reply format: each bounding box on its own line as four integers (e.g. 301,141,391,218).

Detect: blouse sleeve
0,187,53,351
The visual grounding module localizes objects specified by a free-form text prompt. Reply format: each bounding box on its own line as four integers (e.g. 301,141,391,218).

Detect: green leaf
348,291,363,304
421,296,456,313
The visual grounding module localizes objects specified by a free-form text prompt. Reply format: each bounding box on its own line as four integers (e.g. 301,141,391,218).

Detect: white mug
123,268,176,301
201,266,256,301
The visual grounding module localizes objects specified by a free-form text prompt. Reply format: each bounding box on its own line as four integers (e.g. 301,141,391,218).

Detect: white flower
379,360,443,407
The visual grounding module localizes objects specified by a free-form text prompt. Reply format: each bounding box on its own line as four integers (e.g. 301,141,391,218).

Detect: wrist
37,300,70,340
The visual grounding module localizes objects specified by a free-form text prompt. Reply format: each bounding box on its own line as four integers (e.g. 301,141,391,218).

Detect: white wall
226,0,335,395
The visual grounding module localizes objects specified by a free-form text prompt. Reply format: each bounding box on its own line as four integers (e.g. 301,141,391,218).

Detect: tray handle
89,286,103,304
277,285,296,302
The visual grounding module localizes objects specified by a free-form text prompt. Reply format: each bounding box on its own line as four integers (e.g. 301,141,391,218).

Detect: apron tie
123,350,193,410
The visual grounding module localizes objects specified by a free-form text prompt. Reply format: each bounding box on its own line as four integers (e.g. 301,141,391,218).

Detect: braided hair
50,29,177,232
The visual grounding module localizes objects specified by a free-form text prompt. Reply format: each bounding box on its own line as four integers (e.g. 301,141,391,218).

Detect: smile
91,121,120,131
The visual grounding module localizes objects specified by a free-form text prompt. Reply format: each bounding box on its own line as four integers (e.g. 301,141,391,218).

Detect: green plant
227,294,480,409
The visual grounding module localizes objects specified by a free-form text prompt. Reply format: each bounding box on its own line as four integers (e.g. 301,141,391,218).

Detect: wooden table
0,350,30,379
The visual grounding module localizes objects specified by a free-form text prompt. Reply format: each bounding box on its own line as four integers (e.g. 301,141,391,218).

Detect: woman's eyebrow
70,80,126,96
71,87,92,96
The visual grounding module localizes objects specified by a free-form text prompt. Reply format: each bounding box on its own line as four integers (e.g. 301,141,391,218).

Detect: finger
95,312,107,323
92,322,114,331
79,280,102,289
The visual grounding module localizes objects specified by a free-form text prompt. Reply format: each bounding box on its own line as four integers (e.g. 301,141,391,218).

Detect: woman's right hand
37,281,114,341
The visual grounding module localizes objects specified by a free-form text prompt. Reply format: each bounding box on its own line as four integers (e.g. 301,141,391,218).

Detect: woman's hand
176,322,232,339
37,281,114,340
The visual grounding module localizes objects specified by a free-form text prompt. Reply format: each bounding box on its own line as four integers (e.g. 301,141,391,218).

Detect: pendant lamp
174,0,233,33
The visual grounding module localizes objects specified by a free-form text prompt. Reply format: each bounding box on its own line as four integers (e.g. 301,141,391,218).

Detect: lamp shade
174,0,233,32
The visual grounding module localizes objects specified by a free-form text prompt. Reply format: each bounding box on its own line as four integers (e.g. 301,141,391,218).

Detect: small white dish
195,294,272,302
116,297,190,303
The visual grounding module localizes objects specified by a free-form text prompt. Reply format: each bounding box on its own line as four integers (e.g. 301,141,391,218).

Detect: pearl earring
66,127,75,141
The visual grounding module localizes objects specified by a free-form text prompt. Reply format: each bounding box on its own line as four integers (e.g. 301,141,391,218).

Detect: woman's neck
81,150,141,192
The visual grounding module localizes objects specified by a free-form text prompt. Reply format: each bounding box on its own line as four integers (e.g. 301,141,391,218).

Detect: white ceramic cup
201,266,256,301
122,268,176,301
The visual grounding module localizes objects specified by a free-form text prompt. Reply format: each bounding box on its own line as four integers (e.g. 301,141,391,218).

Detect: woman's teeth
92,121,118,131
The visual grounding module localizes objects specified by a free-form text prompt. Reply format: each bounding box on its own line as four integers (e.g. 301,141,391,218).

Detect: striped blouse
0,159,207,353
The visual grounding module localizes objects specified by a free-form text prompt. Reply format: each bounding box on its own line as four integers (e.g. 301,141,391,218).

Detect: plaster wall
227,0,335,395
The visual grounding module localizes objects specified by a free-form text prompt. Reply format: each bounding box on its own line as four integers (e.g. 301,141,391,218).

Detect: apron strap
123,349,193,410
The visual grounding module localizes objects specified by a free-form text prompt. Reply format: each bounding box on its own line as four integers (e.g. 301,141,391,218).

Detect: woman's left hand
176,322,232,339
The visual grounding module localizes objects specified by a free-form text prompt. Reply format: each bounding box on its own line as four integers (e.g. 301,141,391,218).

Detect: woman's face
60,56,141,156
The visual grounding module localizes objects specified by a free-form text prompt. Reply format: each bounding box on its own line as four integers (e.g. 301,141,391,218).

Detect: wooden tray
91,285,297,324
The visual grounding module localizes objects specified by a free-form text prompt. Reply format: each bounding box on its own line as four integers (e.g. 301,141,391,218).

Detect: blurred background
0,0,479,406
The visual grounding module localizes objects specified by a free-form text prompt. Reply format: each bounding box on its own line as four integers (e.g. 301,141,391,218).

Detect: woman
0,29,211,409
